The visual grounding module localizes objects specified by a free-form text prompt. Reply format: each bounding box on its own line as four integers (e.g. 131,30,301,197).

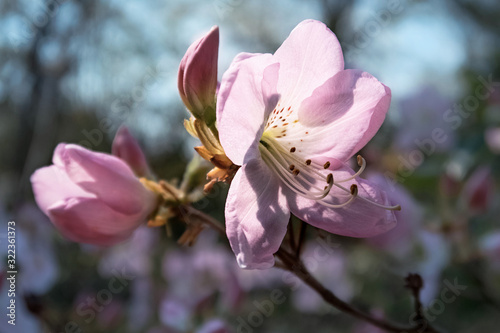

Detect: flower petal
225,159,289,269
274,19,344,106
48,197,143,246
57,143,155,215
30,165,94,216
287,163,396,237
217,53,280,165
112,126,152,177
293,69,391,162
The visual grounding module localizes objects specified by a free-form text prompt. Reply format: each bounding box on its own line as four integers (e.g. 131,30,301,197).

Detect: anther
323,161,331,169
357,155,363,166
289,164,295,171
350,184,358,195
325,174,333,186
306,159,311,165
290,147,296,153
293,169,300,176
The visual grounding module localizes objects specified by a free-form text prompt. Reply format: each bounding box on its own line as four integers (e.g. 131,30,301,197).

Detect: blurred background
1,0,500,332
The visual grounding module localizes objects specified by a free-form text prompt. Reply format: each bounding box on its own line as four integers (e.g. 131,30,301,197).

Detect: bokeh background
1,0,500,332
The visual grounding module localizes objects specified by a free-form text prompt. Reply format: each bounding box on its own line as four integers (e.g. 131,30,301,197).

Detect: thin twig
287,216,296,252
295,220,307,258
180,205,226,236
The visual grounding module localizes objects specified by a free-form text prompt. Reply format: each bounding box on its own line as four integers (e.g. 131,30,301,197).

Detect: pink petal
217,53,280,165
225,159,289,269
57,144,155,215
30,165,94,216
463,166,494,212
286,163,396,238
112,126,151,177
295,69,391,162
48,197,144,246
274,19,344,107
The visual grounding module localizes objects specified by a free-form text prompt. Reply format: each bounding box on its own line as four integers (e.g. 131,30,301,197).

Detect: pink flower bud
112,126,152,178
463,166,494,213
30,143,158,246
178,26,219,121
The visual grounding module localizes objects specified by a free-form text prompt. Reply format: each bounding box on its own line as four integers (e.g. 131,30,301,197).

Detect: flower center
258,105,400,211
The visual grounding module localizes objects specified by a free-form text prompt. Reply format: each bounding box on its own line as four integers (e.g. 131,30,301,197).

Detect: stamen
290,147,296,153
306,159,311,165
318,186,358,208
293,169,300,176
289,164,295,171
261,150,333,200
323,161,330,169
336,155,367,183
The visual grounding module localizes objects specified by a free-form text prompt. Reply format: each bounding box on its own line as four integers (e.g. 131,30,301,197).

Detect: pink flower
30,143,158,246
485,127,500,154
217,20,397,269
112,126,152,178
463,166,494,213
196,319,232,333
178,26,219,121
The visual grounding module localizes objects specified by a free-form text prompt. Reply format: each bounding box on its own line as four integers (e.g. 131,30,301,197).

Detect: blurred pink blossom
366,173,423,256
196,319,232,333
162,231,243,312
462,166,494,214
395,86,455,153
485,127,500,154
292,243,353,313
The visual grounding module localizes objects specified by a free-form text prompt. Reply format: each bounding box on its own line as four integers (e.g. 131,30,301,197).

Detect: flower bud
463,166,494,213
112,126,152,178
178,26,219,125
30,144,158,246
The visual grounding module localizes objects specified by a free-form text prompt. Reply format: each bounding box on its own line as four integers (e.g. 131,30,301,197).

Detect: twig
295,220,307,258
180,205,226,236
287,216,296,253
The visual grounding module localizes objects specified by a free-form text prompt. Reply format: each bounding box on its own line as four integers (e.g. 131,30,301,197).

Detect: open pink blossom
178,26,219,121
217,20,398,269
30,143,158,246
